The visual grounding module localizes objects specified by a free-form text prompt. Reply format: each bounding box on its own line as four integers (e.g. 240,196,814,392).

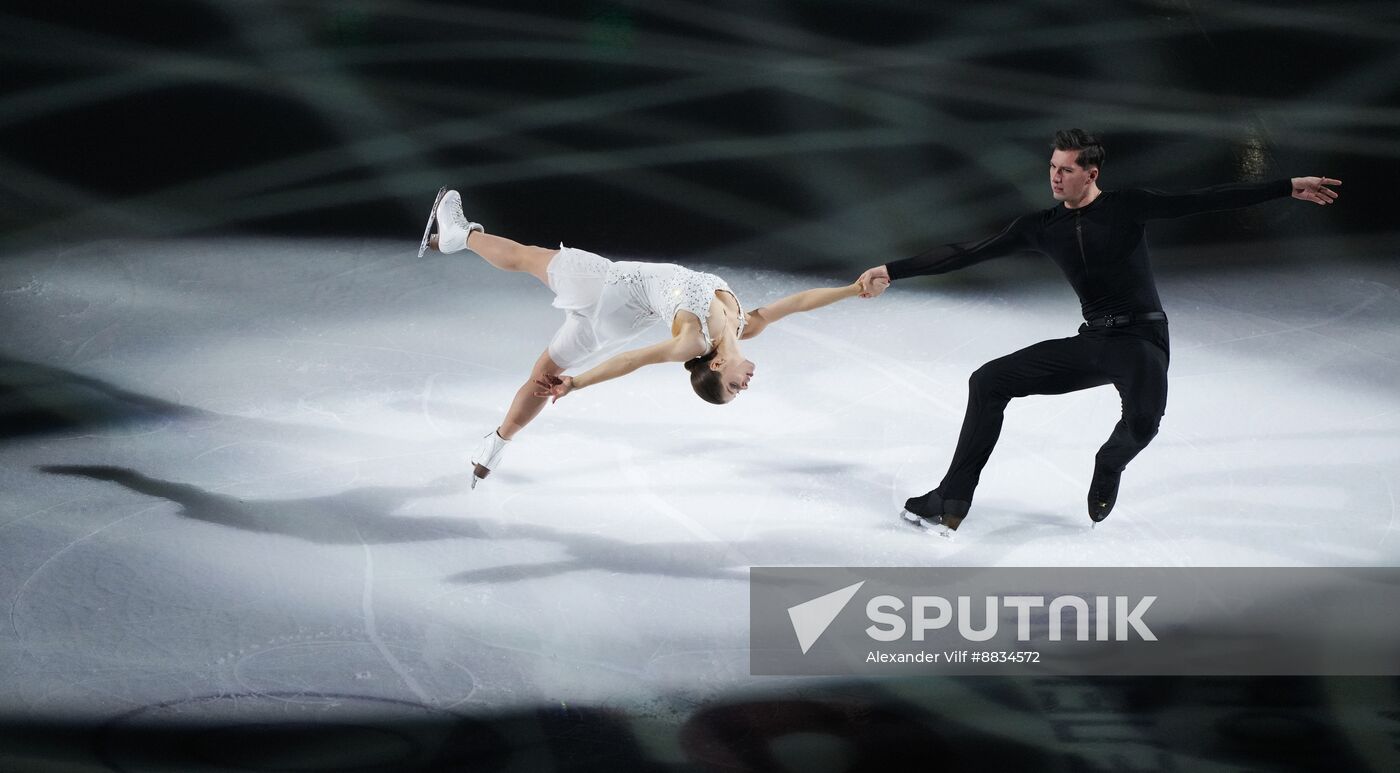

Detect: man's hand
1291,176,1342,205
533,374,575,403
858,265,892,298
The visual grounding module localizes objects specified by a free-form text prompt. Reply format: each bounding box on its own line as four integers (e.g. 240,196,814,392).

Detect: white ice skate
417,187,447,258
427,189,483,256
470,429,510,489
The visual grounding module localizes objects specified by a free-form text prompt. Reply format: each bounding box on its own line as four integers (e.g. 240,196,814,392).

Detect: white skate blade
901,509,956,540
417,186,447,258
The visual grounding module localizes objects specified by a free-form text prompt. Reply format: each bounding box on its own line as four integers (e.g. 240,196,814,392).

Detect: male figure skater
858,129,1340,533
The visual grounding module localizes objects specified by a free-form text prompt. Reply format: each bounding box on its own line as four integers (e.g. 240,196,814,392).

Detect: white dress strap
679,275,744,345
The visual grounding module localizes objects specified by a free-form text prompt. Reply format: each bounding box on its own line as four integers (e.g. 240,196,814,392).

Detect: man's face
1049,148,1097,202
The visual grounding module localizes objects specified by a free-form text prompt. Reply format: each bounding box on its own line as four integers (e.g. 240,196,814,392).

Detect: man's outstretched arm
1125,177,1340,221
858,214,1039,296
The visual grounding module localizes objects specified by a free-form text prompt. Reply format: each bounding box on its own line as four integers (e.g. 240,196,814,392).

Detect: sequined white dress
544,246,746,369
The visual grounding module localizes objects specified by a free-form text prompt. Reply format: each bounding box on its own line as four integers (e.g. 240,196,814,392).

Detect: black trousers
936,322,1169,504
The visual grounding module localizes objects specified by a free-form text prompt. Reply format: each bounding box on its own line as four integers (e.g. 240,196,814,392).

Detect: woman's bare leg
472,349,565,484
497,349,566,440
433,231,555,288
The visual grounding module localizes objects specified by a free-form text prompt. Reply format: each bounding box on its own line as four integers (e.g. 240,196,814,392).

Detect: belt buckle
1105,315,1118,328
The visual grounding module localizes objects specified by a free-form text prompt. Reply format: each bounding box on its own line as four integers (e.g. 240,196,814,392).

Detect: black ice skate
1088,464,1121,524
901,490,971,538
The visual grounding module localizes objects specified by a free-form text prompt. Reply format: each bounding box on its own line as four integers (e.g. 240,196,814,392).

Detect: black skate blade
418,186,447,258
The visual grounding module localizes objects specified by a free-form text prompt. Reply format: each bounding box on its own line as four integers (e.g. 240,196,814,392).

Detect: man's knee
1126,412,1161,444
969,363,1008,396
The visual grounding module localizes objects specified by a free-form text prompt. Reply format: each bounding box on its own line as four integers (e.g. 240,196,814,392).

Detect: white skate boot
471,429,510,489
418,188,483,257
435,190,483,255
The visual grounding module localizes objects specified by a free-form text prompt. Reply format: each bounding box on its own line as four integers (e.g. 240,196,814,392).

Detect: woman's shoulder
667,324,710,360
671,308,708,335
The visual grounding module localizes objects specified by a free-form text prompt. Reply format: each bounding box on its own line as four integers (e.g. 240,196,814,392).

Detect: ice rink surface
2,236,1398,725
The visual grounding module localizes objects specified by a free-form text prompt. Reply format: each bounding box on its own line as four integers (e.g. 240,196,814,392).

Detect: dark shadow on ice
39,465,481,545
734,456,868,478
39,465,759,582
444,523,754,584
974,508,1084,537
0,354,215,440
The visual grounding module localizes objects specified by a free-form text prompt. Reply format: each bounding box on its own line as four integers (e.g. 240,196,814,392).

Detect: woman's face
711,356,755,403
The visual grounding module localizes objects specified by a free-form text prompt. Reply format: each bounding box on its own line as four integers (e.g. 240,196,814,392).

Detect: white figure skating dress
545,246,746,368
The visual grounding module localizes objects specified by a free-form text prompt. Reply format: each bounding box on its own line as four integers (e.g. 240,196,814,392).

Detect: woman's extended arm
740,282,863,340
534,334,707,401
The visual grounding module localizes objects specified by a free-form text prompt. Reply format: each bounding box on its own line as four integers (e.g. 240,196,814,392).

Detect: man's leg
910,333,1110,526
1089,336,1169,520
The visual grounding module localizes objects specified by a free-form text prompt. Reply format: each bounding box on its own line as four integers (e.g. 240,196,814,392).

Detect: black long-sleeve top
886,179,1293,321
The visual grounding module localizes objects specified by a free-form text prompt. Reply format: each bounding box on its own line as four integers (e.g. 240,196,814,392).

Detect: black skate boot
1088,464,1121,523
901,490,971,536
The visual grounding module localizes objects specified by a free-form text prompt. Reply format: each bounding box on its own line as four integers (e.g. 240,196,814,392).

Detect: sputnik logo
787,581,864,654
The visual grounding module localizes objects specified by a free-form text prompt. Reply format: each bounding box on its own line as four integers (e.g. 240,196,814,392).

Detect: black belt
1083,311,1167,328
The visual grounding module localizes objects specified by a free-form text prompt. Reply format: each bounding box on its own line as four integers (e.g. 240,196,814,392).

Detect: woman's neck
712,311,741,357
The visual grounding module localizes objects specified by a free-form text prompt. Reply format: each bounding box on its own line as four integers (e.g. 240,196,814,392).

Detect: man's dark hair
1053,129,1105,170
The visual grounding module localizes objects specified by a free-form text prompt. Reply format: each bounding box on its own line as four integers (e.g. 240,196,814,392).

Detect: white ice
1,237,1397,720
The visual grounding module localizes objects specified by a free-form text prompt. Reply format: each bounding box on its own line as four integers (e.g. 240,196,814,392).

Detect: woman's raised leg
459,232,556,288
431,191,555,287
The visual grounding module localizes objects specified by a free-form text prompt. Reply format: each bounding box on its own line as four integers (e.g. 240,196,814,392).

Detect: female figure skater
420,189,885,487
